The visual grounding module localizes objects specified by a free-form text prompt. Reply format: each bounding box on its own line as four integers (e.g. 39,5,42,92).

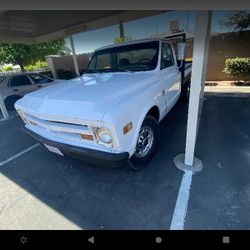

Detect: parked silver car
0,72,63,109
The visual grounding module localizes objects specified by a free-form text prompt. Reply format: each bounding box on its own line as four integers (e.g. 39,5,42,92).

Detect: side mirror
177,42,185,61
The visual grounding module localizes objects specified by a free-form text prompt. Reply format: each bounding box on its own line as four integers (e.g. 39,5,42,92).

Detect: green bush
24,64,36,71
224,57,250,82
1,65,13,71
35,60,48,69
24,60,48,71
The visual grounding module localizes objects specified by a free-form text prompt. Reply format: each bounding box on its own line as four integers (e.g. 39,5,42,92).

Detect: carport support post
69,35,80,77
184,11,211,166
174,11,211,172
0,93,9,119
46,56,58,79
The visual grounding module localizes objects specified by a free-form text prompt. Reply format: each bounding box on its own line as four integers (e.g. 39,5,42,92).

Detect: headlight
92,127,113,147
96,128,112,144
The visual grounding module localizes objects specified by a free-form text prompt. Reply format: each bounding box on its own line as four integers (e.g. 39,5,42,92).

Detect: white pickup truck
15,37,192,169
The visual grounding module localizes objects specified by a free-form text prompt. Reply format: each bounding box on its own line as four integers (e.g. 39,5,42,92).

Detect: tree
220,11,250,32
114,23,132,43
0,39,67,71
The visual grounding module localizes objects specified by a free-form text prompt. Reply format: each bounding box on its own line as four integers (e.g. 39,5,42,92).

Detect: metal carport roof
0,10,166,44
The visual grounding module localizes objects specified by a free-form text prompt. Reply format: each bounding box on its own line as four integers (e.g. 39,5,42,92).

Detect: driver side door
159,42,181,114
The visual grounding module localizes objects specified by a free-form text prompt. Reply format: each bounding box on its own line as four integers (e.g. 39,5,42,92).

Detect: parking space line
0,114,19,122
170,170,193,230
0,143,40,167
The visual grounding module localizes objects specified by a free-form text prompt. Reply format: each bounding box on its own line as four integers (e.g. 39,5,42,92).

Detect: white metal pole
69,35,80,77
0,93,9,119
184,11,212,166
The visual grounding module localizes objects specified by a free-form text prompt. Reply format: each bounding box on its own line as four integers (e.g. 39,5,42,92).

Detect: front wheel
128,116,160,170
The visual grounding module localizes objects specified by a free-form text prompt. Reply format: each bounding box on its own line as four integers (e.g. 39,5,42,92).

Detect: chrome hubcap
134,126,154,158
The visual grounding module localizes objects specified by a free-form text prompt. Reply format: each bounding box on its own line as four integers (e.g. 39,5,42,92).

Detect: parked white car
0,72,63,109
15,38,192,169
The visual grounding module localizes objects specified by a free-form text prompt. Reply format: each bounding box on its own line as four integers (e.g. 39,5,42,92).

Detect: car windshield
87,41,159,73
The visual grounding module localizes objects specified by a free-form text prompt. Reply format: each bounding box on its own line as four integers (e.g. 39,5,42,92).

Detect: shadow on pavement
0,100,188,229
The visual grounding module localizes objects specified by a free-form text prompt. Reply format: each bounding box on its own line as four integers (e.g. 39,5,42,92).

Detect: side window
160,43,174,69
9,75,31,87
29,74,52,84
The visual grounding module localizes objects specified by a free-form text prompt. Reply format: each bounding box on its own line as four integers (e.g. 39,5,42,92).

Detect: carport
0,10,211,170
2,8,249,231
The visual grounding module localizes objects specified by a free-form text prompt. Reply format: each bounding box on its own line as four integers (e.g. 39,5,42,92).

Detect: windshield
87,41,159,73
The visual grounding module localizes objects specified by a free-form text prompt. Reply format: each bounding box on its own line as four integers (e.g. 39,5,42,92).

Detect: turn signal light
79,133,94,141
123,122,133,135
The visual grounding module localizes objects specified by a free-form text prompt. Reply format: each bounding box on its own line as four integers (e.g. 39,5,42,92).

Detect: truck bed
184,61,192,82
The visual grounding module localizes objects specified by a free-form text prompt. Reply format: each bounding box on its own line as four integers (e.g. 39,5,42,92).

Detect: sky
65,10,238,54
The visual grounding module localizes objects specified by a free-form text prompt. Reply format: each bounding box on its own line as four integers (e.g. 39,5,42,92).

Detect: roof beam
36,10,166,43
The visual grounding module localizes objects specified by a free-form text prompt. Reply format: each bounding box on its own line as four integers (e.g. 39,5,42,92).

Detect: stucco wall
186,31,250,81
47,53,91,77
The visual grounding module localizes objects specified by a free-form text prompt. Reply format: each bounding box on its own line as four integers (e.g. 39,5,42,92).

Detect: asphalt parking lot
0,95,250,229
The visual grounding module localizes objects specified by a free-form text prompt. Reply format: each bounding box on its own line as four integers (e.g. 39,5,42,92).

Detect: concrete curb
204,92,250,98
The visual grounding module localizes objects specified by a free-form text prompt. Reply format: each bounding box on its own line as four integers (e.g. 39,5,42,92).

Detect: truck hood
16,72,156,121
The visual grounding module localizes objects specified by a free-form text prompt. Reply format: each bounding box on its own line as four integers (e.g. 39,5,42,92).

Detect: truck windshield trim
87,41,159,73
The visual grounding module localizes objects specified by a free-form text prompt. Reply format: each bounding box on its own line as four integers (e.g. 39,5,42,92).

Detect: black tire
128,115,160,170
4,95,21,110
180,80,190,102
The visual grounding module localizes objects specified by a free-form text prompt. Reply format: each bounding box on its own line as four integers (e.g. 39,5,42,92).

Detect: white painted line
170,170,193,230
0,143,40,167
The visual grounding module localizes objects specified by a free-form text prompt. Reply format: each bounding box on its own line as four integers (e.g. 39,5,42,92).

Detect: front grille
46,120,88,128
25,113,95,143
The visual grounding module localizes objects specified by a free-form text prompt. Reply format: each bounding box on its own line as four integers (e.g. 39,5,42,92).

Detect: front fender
128,101,159,156
102,94,159,157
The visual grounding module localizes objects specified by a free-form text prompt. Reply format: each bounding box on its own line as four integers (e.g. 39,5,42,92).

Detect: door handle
13,89,18,92
37,85,42,88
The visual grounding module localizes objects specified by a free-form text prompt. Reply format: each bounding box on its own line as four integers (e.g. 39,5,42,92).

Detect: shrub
224,57,250,82
35,60,48,69
24,61,48,71
1,65,13,71
57,68,76,80
24,64,36,71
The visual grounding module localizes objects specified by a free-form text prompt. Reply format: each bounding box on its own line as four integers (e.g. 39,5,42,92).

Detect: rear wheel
128,116,160,170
